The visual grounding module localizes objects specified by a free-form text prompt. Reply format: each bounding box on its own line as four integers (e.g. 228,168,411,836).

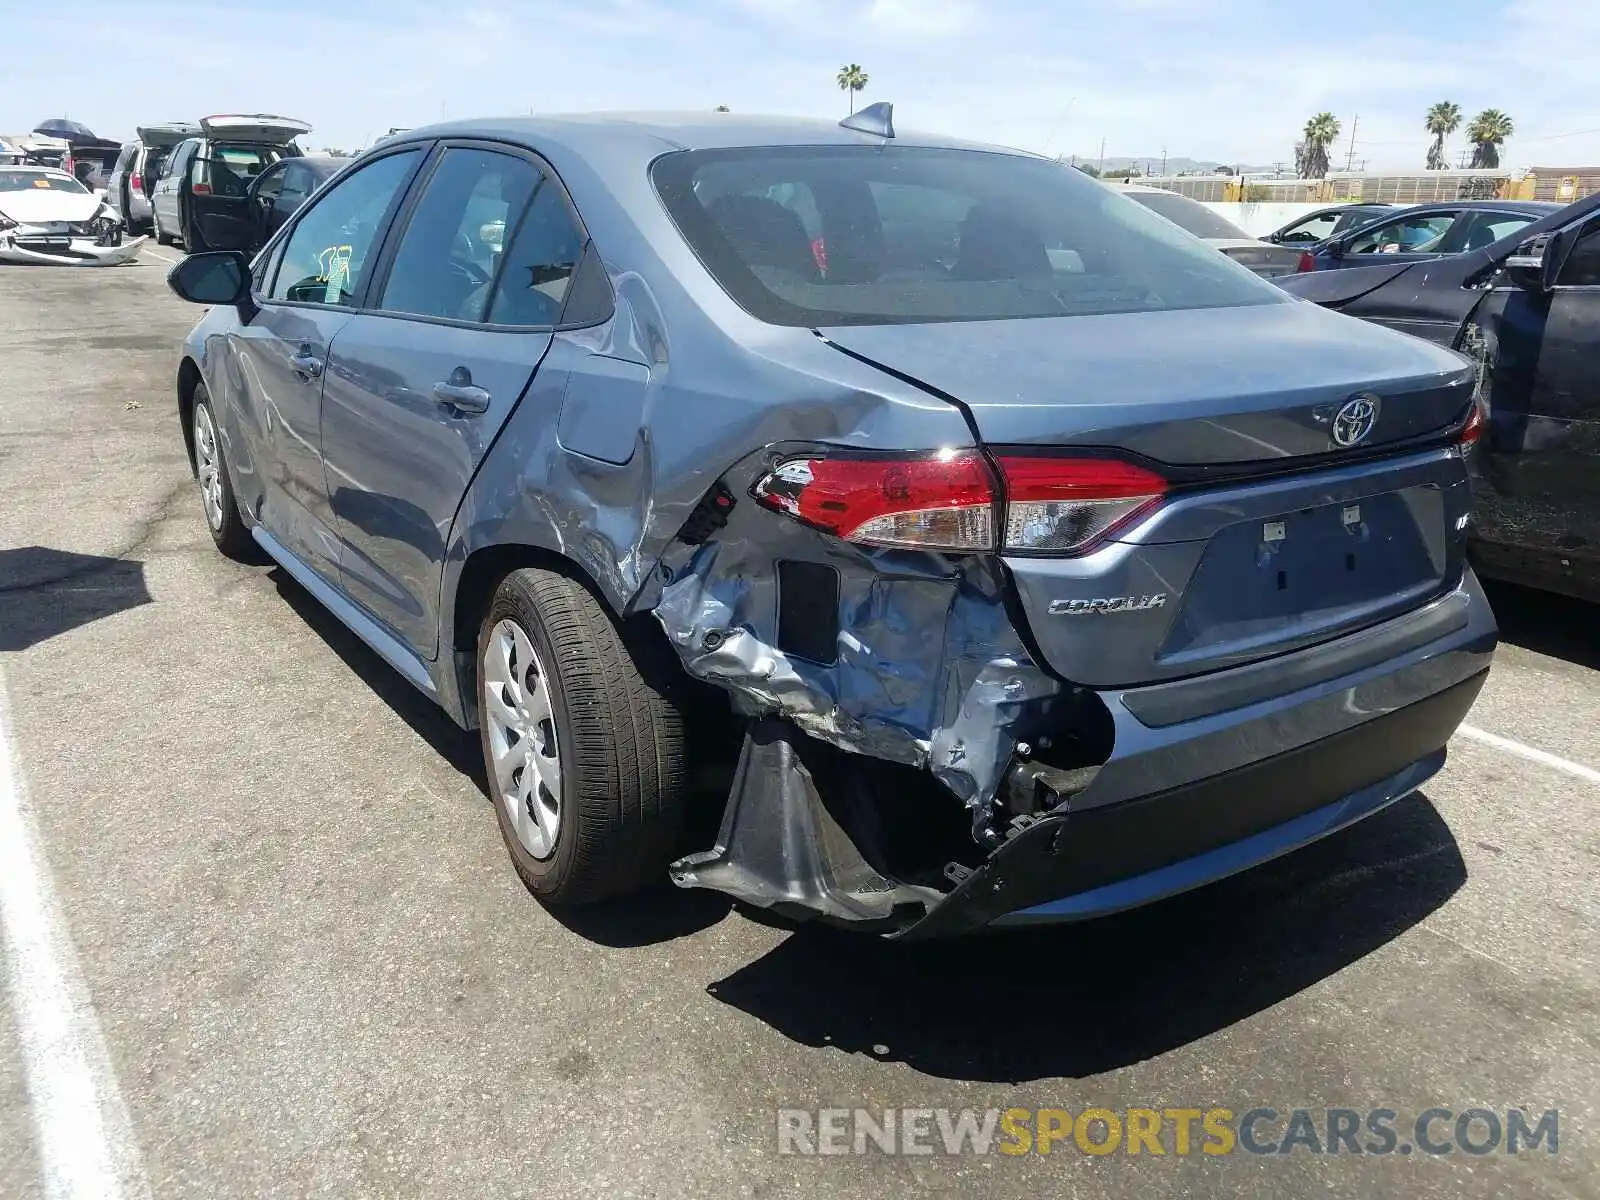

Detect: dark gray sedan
165,108,1494,937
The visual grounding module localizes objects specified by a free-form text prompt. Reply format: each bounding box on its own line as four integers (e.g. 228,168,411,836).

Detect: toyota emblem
1331,394,1381,448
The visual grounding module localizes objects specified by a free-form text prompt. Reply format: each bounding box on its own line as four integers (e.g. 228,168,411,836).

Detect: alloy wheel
193,406,225,532
483,618,563,859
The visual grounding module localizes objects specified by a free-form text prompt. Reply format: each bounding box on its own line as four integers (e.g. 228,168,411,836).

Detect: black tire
477,568,688,904
152,209,173,246
190,385,256,560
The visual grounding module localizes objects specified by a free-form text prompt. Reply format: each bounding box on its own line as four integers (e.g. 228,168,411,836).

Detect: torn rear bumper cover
663,554,1496,935
673,669,1488,937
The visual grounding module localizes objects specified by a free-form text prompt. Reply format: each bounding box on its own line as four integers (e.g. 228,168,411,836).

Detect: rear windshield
0,170,87,193
1121,189,1250,239
197,143,289,196
651,146,1281,326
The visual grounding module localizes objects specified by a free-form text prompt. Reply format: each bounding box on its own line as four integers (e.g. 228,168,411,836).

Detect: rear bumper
671,569,1495,938
911,674,1479,937
897,570,1496,938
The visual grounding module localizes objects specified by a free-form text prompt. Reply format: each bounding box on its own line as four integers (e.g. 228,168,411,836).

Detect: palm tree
1296,112,1341,179
1467,109,1514,168
1424,101,1461,170
836,64,869,114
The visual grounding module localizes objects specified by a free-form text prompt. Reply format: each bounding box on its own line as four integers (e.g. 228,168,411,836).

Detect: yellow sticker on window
32,178,50,188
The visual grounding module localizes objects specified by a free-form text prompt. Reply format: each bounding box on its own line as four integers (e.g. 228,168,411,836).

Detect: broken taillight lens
1458,395,1486,451
750,451,996,551
751,451,1167,555
995,455,1168,553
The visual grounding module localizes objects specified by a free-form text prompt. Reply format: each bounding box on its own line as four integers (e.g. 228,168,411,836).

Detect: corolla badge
1330,393,1381,448
1048,594,1169,616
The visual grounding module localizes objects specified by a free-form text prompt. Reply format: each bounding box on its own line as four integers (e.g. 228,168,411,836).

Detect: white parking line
1457,723,1600,786
139,247,181,267
0,675,150,1200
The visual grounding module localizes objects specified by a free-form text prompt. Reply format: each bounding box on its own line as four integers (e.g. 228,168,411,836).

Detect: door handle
290,345,323,381
431,366,490,415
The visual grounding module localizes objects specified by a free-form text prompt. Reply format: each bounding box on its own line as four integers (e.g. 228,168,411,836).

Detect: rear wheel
476,569,688,904
152,208,173,246
191,385,255,559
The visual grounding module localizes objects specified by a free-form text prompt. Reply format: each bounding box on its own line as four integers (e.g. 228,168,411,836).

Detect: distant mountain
1062,154,1281,177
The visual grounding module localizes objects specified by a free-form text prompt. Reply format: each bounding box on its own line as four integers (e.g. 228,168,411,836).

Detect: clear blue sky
5,0,1596,168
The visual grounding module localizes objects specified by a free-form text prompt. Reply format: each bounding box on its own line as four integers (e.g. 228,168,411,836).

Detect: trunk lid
1204,238,1306,279
135,122,200,149
820,299,1473,462
821,301,1477,688
198,114,311,145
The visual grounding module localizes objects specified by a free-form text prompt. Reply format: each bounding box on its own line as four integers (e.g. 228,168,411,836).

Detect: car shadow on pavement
0,546,152,652
266,566,483,782
705,792,1466,1081
1482,580,1599,670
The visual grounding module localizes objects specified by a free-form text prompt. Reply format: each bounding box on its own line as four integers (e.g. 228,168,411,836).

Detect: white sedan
0,166,146,266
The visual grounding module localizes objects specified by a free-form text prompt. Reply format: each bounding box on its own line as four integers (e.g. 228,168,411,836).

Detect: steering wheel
448,257,491,289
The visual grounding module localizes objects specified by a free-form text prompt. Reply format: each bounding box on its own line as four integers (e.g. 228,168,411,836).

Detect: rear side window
378,147,542,323
652,146,1281,327
271,150,420,306
196,142,284,197
485,178,586,326
1348,212,1457,254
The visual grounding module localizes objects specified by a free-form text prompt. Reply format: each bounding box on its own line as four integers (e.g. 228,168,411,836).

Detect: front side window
253,164,285,203
379,147,541,323
1348,212,1458,254
1277,211,1342,243
653,146,1282,327
271,150,420,306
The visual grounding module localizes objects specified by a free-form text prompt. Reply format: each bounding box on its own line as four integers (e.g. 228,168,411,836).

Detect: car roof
379,111,1032,159
296,155,343,173
1389,199,1560,214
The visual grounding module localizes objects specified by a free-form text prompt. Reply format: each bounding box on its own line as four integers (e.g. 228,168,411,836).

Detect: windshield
1122,189,1250,239
0,170,87,194
652,146,1284,327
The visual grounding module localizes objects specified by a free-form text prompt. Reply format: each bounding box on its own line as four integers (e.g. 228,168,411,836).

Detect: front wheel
477,569,689,904
191,385,255,559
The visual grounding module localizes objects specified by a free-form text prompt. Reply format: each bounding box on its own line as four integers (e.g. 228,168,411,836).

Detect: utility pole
1343,114,1358,172
1098,136,1106,175
1160,147,1168,175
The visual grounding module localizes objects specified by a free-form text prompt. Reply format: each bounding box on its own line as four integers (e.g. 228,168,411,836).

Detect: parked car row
109,115,337,256
1276,193,1599,604
1122,189,1595,605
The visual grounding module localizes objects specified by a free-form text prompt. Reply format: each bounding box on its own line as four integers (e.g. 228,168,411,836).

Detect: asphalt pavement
0,250,1595,1199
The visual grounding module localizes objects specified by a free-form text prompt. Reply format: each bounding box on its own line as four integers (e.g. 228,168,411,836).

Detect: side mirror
1503,227,1574,293
166,250,256,318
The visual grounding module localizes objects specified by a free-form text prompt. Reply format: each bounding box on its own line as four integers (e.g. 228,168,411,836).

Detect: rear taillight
1297,252,1315,272
1458,396,1485,449
995,455,1167,552
130,175,143,193
750,451,1167,555
750,451,996,551
192,182,212,195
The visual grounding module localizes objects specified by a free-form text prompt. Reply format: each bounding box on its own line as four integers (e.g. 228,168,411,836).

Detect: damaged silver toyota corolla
166,107,1496,938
